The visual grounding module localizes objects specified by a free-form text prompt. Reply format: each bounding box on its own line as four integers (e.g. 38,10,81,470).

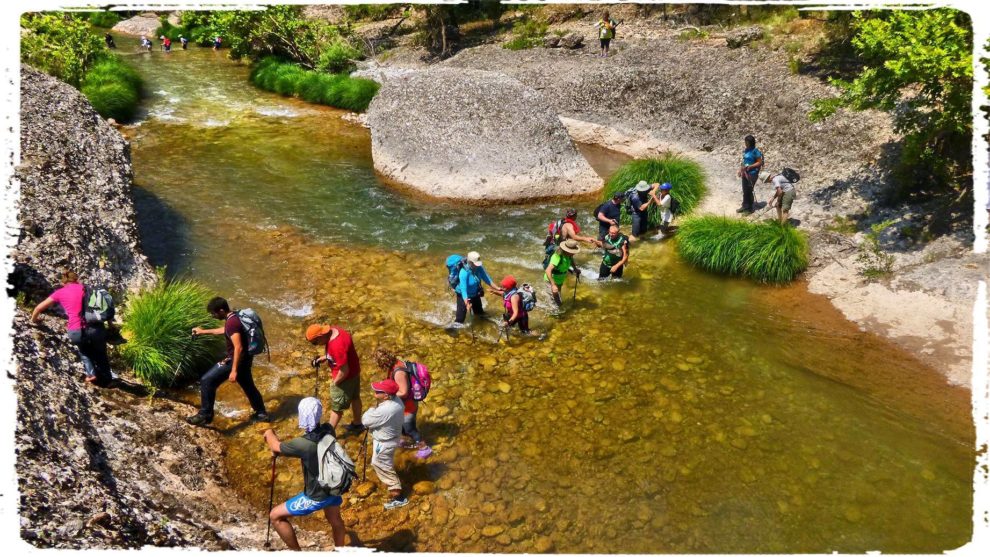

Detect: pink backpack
402,361,432,401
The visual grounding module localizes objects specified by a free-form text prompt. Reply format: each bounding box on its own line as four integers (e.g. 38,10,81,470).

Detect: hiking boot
250,412,271,423
344,423,366,435
384,496,409,510
736,207,749,213
186,413,213,426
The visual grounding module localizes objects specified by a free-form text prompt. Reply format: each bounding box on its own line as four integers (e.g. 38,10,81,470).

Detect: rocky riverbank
352,12,985,386
11,66,263,548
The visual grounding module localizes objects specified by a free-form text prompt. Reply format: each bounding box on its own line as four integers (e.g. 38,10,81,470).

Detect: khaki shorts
780,189,796,211
330,374,360,412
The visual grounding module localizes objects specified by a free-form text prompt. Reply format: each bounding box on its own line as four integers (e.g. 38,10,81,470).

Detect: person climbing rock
595,225,630,280
307,323,365,434
595,192,624,241
492,275,531,334
765,171,796,225
544,208,597,268
544,239,582,307
595,11,619,57
372,349,432,459
187,297,269,426
628,181,656,241
30,270,113,387
361,378,408,510
262,397,346,550
455,251,493,324
738,135,763,214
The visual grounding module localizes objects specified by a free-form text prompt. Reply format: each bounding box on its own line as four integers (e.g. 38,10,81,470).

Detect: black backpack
781,167,801,183
669,195,682,215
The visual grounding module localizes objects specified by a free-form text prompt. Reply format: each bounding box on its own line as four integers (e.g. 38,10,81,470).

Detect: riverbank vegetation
250,57,379,112
603,155,706,227
20,12,142,122
119,274,223,389
677,216,809,284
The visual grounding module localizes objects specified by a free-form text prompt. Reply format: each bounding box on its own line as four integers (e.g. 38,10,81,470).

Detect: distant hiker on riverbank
104,32,115,49
765,169,799,225
307,324,365,434
372,349,432,459
594,192,624,241
187,297,270,426
213,36,222,50
544,208,596,268
30,270,113,387
179,36,189,50
262,398,347,550
492,275,533,334
628,181,656,241
545,239,582,307
451,251,493,325
738,135,763,214
362,378,408,510
594,225,629,279
595,11,619,57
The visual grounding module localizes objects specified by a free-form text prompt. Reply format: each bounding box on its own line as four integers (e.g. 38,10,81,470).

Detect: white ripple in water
200,118,231,128
254,105,301,118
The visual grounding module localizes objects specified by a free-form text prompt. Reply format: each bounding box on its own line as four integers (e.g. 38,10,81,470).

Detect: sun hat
371,378,400,395
305,323,332,343
501,275,517,290
467,251,483,266
560,239,581,255
635,180,651,192
660,183,672,190
760,171,773,183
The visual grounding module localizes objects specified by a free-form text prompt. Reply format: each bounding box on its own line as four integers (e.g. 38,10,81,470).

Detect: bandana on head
298,397,323,432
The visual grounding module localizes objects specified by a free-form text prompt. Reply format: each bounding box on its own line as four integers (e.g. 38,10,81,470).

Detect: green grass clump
250,57,380,112
602,154,707,227
120,275,224,389
80,56,142,122
503,17,548,50
676,216,809,284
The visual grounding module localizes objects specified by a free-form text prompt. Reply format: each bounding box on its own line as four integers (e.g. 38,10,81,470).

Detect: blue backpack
445,254,466,290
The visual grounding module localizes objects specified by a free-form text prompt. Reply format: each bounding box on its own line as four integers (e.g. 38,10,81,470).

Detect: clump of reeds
601,154,706,226
250,57,380,112
676,216,809,284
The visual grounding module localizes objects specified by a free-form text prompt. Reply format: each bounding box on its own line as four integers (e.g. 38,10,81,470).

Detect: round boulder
111,13,163,37
366,68,601,202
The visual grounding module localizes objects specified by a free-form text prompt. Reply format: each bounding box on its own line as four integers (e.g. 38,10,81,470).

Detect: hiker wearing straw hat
544,239,582,307
261,397,346,550
628,180,656,241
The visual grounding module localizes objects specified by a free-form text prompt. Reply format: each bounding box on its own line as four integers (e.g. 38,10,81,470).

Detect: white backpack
316,433,357,496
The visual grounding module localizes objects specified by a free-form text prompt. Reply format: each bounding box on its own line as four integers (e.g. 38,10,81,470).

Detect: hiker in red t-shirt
307,324,364,434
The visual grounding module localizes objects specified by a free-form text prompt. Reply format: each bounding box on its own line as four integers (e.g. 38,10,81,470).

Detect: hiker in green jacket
595,225,629,279
544,239,582,307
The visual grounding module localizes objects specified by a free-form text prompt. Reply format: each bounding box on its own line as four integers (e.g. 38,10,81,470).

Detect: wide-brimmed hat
305,324,332,342
371,379,399,395
467,251,483,266
760,171,773,183
635,180,651,192
560,240,581,255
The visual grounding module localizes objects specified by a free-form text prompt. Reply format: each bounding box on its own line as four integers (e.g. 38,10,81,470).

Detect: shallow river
119,39,974,552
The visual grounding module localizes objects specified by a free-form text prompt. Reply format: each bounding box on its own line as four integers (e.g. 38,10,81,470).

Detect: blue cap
660,183,672,190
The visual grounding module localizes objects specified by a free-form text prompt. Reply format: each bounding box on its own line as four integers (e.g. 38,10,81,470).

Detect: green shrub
676,216,809,284
503,16,548,50
344,4,400,22
85,58,142,91
250,57,379,112
80,56,142,121
120,275,224,389
83,11,121,28
316,39,361,74
602,154,707,227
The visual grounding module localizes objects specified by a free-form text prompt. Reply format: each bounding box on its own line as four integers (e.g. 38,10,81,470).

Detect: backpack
401,361,433,401
235,308,268,357
781,167,801,183
316,432,357,496
544,219,565,247
624,188,641,214
445,254,467,290
669,195,682,215
82,285,114,325
520,284,537,311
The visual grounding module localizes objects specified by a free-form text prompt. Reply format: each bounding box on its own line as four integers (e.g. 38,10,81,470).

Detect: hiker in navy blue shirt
738,134,763,214
595,192,624,240
455,251,493,324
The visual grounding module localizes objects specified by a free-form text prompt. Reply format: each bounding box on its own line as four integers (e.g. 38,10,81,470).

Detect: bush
316,39,362,74
21,12,106,87
602,154,707,227
676,216,809,284
344,4,401,22
250,57,379,112
503,16,548,50
120,275,224,389
80,56,142,121
83,11,121,28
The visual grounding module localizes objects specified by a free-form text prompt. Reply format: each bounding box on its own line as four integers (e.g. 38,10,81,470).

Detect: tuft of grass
602,154,707,227
676,216,809,284
80,56,142,122
503,16,548,50
119,274,224,389
857,219,896,280
250,57,379,112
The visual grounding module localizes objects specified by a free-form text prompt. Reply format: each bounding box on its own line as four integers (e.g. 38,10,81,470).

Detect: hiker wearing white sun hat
454,250,493,324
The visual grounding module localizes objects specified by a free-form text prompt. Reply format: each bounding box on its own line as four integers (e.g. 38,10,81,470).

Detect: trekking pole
264,455,277,549
572,272,580,304
360,428,370,481
310,357,321,398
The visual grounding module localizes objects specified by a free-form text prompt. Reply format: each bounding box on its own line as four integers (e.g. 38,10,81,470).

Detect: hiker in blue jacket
455,251,493,324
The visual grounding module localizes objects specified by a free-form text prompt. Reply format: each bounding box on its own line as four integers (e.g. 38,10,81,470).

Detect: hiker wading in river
372,348,432,459
187,297,269,426
594,225,629,280
738,134,763,214
544,239,582,307
594,192,624,241
30,270,113,387
307,324,364,434
454,251,493,324
262,397,346,550
362,379,408,510
492,275,532,334
628,181,656,241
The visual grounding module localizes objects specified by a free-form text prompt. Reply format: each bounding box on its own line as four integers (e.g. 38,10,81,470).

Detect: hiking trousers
67,326,112,386
198,355,266,417
741,174,757,211
455,294,484,324
403,399,423,444
371,441,401,491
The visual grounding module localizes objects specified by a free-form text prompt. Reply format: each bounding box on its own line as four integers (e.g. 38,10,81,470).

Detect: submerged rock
366,67,601,202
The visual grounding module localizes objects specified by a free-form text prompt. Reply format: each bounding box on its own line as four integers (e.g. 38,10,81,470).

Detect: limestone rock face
365,67,601,202
726,26,765,48
111,13,162,37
